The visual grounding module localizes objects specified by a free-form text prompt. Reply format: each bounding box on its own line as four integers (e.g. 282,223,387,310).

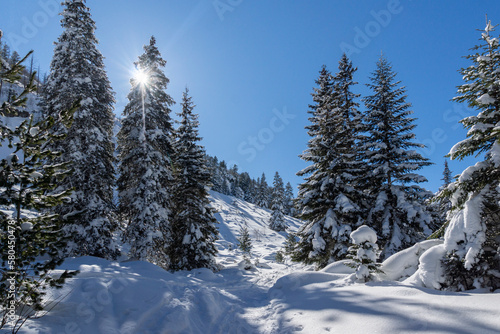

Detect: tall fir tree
441,159,453,188
439,20,500,291
117,36,175,269
256,173,269,208
294,56,366,268
40,0,118,259
269,171,287,232
362,56,433,259
169,88,218,271
284,182,295,216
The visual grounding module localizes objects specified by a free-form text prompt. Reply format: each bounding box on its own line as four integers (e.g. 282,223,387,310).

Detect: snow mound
321,260,356,274
405,244,448,289
350,225,377,244
381,239,443,281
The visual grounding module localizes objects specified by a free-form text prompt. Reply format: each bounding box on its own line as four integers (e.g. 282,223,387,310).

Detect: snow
3,192,499,333
381,239,443,281
476,93,496,105
444,190,485,269
350,225,377,244
405,244,447,289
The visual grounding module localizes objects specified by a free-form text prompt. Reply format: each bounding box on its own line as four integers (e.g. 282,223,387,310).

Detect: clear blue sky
2,0,500,193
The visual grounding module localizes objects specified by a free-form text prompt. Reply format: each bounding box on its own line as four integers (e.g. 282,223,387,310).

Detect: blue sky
2,0,500,193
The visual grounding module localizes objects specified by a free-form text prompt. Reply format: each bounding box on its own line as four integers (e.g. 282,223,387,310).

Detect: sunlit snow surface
5,192,500,334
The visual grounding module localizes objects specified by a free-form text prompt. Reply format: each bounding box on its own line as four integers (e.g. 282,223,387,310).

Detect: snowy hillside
4,192,500,334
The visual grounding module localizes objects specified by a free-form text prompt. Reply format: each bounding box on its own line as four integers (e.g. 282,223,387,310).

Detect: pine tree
237,225,252,254
429,160,454,239
284,182,295,216
0,44,77,330
362,56,433,259
117,36,175,269
346,225,381,282
294,56,366,268
169,88,218,271
440,20,500,291
41,0,118,259
269,172,287,232
441,160,452,188
256,173,269,208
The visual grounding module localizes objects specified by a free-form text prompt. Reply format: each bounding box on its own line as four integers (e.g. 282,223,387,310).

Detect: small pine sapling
346,225,382,282
237,225,252,254
237,225,253,269
284,233,297,255
275,250,285,264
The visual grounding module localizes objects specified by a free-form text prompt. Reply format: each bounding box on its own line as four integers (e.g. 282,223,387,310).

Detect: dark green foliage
169,89,218,271
41,0,118,259
284,233,297,255
269,172,287,232
295,55,366,268
439,21,500,291
117,36,175,269
275,250,284,263
362,56,433,259
0,44,77,331
345,240,382,282
237,226,252,254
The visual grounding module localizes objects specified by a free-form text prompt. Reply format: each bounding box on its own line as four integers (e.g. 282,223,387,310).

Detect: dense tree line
205,155,295,215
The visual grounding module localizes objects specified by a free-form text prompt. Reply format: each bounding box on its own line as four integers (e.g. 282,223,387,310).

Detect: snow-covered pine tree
346,225,381,282
269,171,287,232
41,0,118,259
294,55,366,269
362,55,433,259
440,20,500,291
0,44,77,330
441,160,452,188
429,160,454,239
117,36,175,269
284,182,295,216
169,88,218,271
237,225,252,254
255,173,270,208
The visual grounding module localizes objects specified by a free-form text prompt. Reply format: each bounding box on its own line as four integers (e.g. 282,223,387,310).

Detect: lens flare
134,69,149,86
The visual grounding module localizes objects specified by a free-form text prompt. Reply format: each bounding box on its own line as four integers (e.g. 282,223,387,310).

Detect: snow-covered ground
3,191,500,333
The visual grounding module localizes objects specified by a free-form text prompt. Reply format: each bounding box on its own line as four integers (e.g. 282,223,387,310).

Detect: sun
134,68,149,86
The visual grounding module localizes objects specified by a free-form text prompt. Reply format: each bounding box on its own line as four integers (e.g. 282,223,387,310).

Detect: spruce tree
0,44,77,330
237,225,252,254
441,160,452,188
269,171,287,232
294,56,366,268
440,20,500,291
41,0,118,259
256,173,269,208
284,182,295,216
429,160,454,239
362,56,433,259
346,225,381,282
169,88,218,271
117,36,175,269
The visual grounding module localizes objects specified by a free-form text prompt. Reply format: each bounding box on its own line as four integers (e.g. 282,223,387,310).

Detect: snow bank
321,260,355,274
404,244,447,289
381,239,443,281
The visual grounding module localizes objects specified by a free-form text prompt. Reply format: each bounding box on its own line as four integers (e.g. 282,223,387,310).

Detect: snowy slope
3,192,500,334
